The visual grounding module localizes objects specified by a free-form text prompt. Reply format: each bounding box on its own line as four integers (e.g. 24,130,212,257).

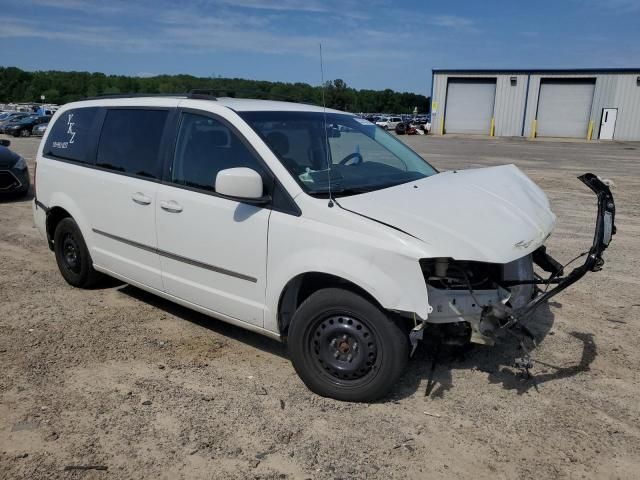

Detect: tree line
0,67,429,114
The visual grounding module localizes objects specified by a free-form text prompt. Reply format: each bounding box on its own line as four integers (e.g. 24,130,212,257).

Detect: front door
599,108,618,140
156,111,270,327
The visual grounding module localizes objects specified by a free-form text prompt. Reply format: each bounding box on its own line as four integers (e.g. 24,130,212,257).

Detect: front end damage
411,173,616,367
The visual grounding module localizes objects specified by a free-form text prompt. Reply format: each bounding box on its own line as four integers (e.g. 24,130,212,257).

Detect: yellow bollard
587,120,594,141
489,117,495,137
530,119,537,139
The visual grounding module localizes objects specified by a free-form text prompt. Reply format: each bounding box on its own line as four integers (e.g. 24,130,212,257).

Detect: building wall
432,71,640,141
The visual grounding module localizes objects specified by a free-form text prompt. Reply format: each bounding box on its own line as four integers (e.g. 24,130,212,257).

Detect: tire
12,130,21,138
288,288,408,402
53,218,101,288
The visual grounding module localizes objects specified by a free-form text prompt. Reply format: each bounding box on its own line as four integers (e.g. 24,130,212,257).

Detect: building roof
432,68,640,74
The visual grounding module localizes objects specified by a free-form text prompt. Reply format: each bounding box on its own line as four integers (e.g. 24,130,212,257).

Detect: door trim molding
92,228,258,283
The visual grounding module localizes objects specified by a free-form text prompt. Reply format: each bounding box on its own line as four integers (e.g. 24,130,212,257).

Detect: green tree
0,66,429,113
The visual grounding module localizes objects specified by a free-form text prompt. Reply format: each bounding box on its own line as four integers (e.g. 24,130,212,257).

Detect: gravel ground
1,134,639,479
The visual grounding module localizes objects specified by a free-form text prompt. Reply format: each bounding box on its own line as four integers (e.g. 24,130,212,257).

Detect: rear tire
288,288,408,402
53,218,101,288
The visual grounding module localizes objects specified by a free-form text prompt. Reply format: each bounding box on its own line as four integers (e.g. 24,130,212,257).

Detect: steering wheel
339,152,363,166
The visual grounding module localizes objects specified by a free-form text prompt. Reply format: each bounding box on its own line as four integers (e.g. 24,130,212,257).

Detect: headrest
265,131,289,157
209,130,229,147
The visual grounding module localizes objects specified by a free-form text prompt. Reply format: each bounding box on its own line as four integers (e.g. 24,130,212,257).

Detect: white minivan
33,94,615,401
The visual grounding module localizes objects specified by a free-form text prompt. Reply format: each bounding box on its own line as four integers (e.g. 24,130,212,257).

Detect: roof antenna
319,43,334,208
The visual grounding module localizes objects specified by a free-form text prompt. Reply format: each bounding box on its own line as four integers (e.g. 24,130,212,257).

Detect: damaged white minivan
33,94,615,401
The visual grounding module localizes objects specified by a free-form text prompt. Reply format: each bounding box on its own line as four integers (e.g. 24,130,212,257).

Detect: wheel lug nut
352,342,358,351
330,339,337,347
347,354,353,362
333,351,340,358
342,335,348,341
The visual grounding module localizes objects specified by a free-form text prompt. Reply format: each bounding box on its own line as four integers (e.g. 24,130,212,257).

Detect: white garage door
536,80,595,138
445,78,496,134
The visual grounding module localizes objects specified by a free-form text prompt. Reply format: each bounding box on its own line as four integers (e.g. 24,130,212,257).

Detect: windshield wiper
308,185,380,197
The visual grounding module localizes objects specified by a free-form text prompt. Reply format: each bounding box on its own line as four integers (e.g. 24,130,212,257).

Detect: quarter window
171,113,264,192
43,107,99,163
96,109,168,179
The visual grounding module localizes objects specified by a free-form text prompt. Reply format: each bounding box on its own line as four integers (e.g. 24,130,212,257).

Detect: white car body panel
156,182,270,327
338,164,556,264
264,196,433,331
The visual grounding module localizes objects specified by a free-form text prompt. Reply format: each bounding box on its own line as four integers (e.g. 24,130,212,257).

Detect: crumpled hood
337,164,556,264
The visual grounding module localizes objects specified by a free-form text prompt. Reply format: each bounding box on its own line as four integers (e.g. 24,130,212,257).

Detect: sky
1,0,639,95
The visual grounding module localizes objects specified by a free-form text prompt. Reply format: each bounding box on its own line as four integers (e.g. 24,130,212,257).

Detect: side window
43,107,99,163
171,113,264,192
96,109,168,179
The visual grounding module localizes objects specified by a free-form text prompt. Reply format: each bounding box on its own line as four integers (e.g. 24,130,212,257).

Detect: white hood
337,164,556,264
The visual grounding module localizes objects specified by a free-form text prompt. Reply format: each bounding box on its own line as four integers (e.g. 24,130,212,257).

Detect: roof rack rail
84,91,217,101
187,89,218,100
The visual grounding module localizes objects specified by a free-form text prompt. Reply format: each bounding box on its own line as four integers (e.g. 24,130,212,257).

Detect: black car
2,115,51,137
0,139,30,196
0,112,30,133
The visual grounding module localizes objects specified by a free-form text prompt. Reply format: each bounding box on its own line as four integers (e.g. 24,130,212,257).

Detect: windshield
239,111,437,196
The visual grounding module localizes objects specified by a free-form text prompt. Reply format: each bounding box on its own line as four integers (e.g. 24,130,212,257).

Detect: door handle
160,200,183,213
132,192,152,205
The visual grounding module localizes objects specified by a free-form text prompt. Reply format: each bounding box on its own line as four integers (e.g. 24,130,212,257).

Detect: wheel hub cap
311,315,378,381
62,234,81,272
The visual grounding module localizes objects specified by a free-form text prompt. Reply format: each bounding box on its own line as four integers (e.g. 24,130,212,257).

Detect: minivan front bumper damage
484,173,615,331
412,173,616,356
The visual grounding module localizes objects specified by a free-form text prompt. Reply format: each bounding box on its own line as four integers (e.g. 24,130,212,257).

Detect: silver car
32,122,49,137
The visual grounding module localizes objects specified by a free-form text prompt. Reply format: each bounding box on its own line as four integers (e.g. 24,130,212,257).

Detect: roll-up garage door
445,78,496,134
536,79,595,138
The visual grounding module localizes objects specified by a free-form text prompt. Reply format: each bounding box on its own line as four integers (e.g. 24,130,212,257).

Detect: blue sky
1,0,639,95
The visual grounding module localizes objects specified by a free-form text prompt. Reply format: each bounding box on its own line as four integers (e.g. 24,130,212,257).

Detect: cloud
429,15,478,32
218,0,330,13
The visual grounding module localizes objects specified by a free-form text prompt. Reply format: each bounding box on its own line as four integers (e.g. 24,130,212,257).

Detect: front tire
53,218,101,288
288,288,408,402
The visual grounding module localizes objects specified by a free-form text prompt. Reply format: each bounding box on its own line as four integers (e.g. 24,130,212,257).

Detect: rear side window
170,112,264,192
96,109,168,179
43,108,99,163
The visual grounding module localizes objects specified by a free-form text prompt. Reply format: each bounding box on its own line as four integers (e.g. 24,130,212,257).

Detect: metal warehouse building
430,69,640,141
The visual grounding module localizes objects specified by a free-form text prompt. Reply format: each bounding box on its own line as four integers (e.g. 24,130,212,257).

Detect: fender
264,211,432,333
47,190,95,250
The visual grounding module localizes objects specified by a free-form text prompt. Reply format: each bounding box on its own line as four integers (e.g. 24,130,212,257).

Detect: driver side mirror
215,167,270,205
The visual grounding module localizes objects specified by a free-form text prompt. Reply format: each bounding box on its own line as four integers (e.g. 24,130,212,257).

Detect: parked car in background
375,116,402,130
0,139,30,197
32,121,49,137
0,112,30,131
2,115,51,137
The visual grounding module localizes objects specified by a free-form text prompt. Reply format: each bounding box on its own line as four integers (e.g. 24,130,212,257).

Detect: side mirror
0,139,10,147
215,167,269,205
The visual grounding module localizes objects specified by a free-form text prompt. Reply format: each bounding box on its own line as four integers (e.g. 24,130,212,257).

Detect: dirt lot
1,134,639,479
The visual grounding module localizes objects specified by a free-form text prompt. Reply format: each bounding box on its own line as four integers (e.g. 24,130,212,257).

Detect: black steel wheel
53,218,101,288
310,314,379,383
288,288,408,402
